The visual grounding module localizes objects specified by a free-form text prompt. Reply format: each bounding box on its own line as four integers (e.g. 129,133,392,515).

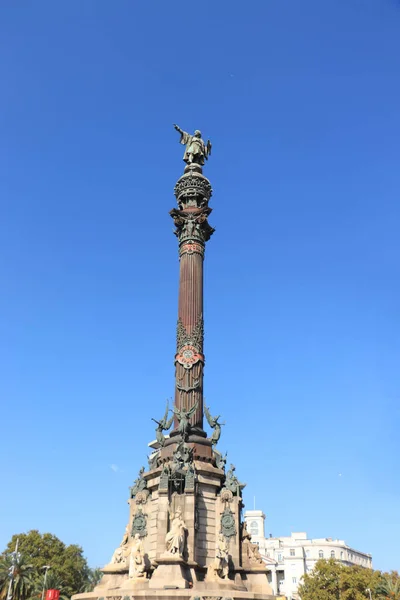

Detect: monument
73,126,275,600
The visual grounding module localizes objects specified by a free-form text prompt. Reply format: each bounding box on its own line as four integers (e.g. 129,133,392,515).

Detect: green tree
376,572,400,600
2,532,89,598
81,568,103,593
340,562,381,600
0,553,35,600
29,570,70,600
298,559,342,600
298,559,382,600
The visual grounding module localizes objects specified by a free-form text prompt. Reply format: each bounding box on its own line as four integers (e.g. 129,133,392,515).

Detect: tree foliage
0,553,35,600
1,531,94,599
29,571,70,600
376,572,400,600
81,569,103,593
298,559,396,600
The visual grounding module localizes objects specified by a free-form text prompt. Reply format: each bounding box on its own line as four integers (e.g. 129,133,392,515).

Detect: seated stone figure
111,525,130,565
129,534,146,579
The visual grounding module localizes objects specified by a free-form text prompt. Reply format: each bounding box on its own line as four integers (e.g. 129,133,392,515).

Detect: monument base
149,555,192,589
243,570,274,596
73,590,276,600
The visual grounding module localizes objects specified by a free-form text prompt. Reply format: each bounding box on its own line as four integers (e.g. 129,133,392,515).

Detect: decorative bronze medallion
220,505,236,539
131,510,147,537
175,345,203,369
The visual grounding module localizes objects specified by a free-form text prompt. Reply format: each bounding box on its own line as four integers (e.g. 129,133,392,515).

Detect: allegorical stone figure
128,534,146,579
174,124,212,165
165,507,187,557
111,524,130,564
208,534,229,580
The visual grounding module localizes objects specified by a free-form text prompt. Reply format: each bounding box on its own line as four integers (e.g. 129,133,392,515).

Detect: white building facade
244,510,373,600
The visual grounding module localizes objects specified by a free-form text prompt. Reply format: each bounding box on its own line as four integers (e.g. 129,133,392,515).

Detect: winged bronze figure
172,400,199,440
152,400,174,447
204,404,225,445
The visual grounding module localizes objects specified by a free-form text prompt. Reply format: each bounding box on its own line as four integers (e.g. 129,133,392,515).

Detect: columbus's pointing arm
174,124,184,135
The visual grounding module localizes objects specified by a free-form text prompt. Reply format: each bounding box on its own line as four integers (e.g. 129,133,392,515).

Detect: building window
292,577,297,584
319,551,324,559
290,548,295,556
306,550,310,557
331,551,335,559
340,551,344,559
278,553,283,562
250,521,259,536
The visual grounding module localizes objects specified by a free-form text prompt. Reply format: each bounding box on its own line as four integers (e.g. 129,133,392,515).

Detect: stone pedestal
74,591,276,600
72,451,278,600
120,578,149,591
244,568,274,595
148,556,192,590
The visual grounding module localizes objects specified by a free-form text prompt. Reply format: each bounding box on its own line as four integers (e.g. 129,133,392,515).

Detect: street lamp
366,588,372,600
41,566,51,600
6,539,20,600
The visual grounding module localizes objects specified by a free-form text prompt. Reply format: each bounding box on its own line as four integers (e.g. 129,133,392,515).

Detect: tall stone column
170,163,214,433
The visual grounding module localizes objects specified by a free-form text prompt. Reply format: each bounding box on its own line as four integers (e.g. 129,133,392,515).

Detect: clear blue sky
1,0,399,573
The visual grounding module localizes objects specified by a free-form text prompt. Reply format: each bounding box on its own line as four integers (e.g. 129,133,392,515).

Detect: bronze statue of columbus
174,124,212,166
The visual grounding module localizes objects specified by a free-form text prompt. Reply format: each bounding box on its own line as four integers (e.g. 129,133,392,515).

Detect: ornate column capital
170,207,215,247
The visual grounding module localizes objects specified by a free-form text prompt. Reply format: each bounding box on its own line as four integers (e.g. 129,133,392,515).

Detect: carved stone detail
220,489,233,504
135,490,149,505
177,314,204,354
